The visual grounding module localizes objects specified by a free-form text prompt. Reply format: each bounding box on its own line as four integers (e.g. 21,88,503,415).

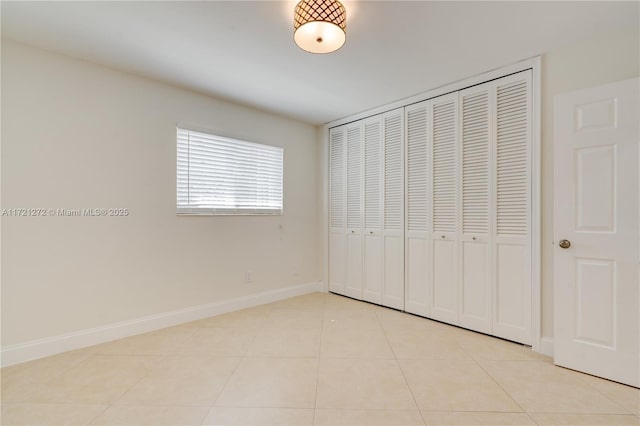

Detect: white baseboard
539,336,554,357
1,281,322,367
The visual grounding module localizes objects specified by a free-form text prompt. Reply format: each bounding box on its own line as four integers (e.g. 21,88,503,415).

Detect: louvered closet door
345,122,364,300
459,83,493,334
492,71,532,344
382,108,405,310
404,101,430,316
329,126,347,295
430,92,460,324
363,115,384,304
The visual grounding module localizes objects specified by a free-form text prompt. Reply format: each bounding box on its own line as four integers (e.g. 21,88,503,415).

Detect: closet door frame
323,56,542,354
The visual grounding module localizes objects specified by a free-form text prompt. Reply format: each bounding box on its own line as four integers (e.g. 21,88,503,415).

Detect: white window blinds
177,128,283,215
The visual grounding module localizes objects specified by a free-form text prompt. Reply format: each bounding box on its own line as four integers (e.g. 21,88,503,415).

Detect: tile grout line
199,306,272,426
475,355,636,418
526,411,640,422
4,351,157,423
84,403,112,426
471,356,530,418
527,412,541,425
374,308,427,426
312,295,328,425
88,362,157,426
3,349,96,395
372,299,540,424
104,328,199,411
572,372,638,416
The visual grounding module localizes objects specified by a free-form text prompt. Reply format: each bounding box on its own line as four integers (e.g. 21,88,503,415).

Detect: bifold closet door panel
364,236,382,303
459,84,493,334
329,126,347,295
405,101,430,316
382,109,405,310
430,93,460,325
346,233,363,299
329,233,347,294
346,123,364,300
363,116,383,304
492,71,532,344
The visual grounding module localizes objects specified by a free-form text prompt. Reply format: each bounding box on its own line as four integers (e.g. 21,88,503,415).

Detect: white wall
540,27,640,340
1,40,320,348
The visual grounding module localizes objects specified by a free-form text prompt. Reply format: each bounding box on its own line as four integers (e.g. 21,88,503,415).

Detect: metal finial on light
294,0,346,54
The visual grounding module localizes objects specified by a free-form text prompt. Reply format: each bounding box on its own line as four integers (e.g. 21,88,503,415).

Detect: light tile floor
1,292,638,425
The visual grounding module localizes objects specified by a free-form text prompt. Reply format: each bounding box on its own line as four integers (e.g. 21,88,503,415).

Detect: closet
329,109,405,310
329,69,533,345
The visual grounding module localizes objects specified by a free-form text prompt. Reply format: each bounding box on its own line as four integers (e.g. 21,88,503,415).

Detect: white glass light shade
294,21,345,54
294,0,346,54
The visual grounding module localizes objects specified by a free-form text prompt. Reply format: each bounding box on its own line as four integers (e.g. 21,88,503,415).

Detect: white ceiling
1,1,637,125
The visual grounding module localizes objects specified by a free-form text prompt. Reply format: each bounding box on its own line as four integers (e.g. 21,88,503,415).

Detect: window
177,128,283,215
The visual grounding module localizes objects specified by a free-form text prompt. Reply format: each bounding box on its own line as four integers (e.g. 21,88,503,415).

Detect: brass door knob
559,239,571,249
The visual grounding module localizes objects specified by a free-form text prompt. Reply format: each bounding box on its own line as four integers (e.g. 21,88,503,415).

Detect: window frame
176,126,284,216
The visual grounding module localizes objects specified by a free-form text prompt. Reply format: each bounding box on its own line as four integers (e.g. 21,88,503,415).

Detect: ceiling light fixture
294,0,346,54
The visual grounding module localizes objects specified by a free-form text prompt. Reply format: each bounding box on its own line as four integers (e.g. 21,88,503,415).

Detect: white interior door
329,126,347,295
405,101,430,316
459,83,493,334
430,93,460,324
382,109,405,310
363,116,383,304
554,77,639,388
492,71,532,344
346,123,363,300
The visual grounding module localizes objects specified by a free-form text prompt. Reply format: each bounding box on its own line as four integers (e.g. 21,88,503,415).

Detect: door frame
321,56,543,353
552,77,639,386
